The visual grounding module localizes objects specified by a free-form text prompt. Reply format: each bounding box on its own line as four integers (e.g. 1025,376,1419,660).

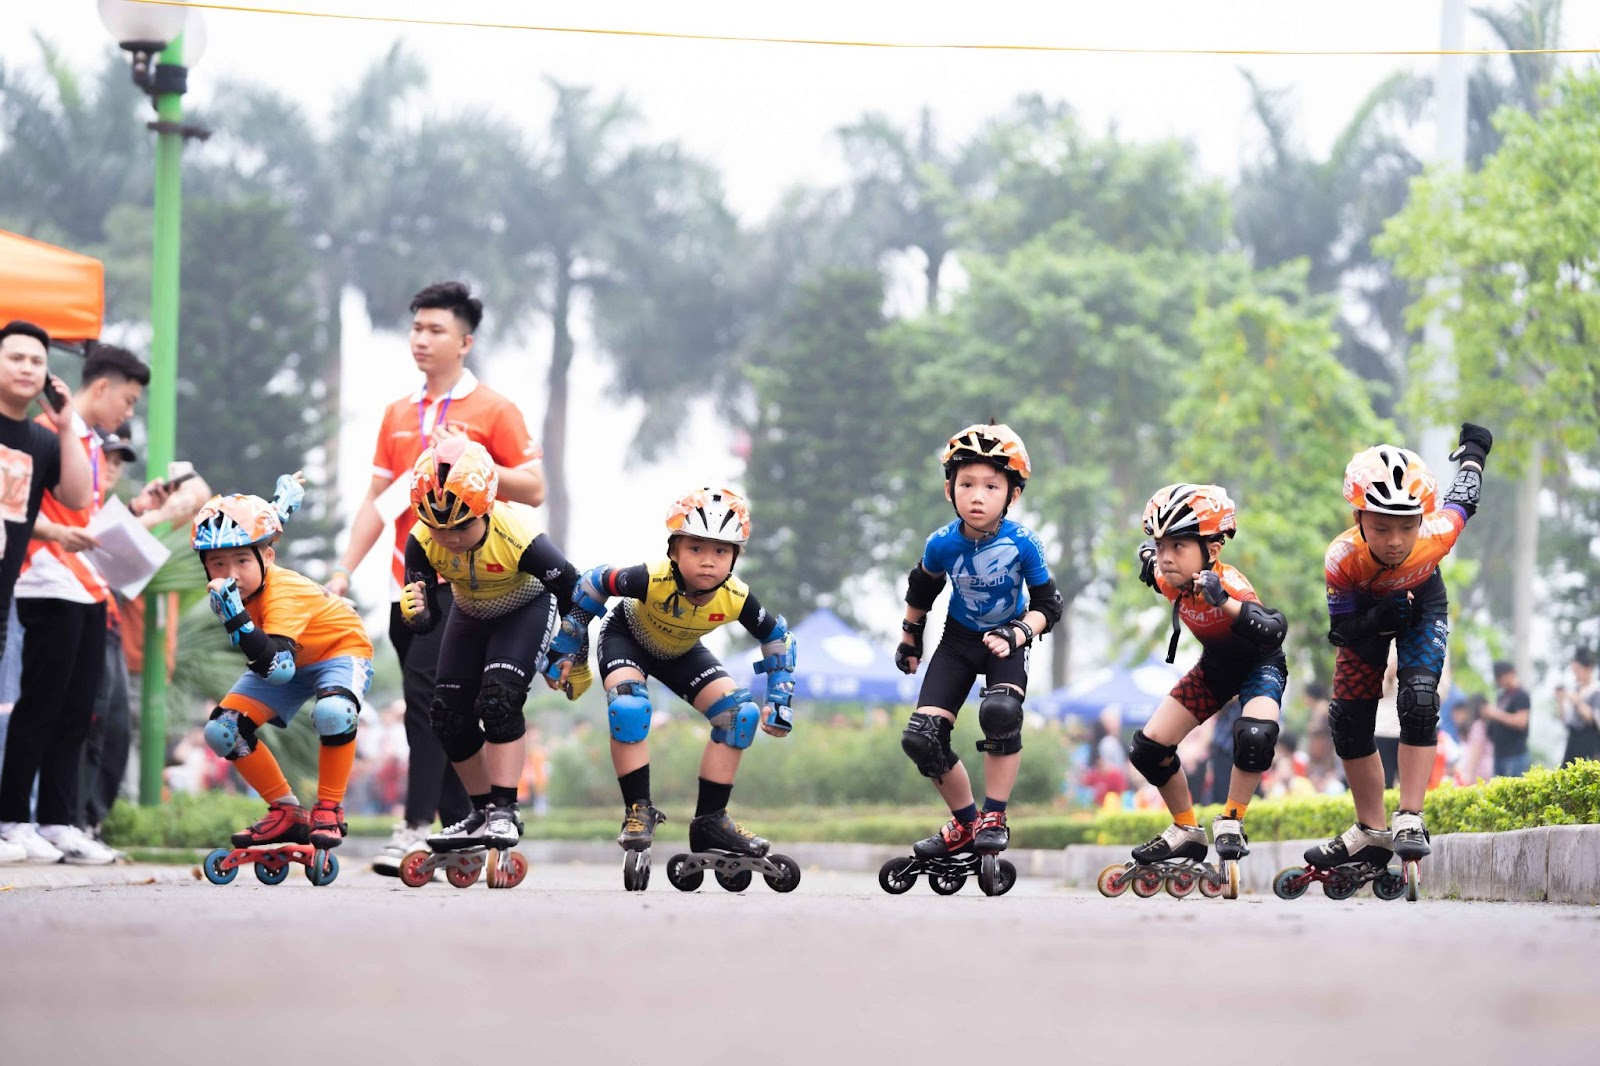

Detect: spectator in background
1303,723,1346,794
1299,680,1330,734
1203,698,1243,805
1556,647,1600,767
1373,649,1402,788
1448,693,1493,784
1081,749,1129,807
1176,715,1213,806
1483,660,1532,778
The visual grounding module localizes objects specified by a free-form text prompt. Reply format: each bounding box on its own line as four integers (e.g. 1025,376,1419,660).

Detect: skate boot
482,803,524,849
308,801,346,849
426,807,490,851
1303,822,1393,869
231,800,310,848
972,810,1010,852
617,802,666,851
1131,822,1209,865
1390,810,1430,860
1098,822,1213,900
1211,816,1249,861
911,815,977,860
688,809,769,857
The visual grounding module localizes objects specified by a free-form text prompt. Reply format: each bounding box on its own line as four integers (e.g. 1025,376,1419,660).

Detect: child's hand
895,619,925,674
1190,570,1228,607
982,621,1033,659
544,657,573,689
761,705,794,737
398,580,429,623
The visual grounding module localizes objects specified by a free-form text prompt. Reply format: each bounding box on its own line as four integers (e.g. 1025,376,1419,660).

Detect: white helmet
1343,445,1438,516
665,487,751,545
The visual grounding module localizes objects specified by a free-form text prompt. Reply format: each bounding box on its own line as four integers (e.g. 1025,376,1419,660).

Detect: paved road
4,859,1597,1065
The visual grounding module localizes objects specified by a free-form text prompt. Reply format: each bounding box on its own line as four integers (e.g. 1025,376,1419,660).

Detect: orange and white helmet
942,423,1031,487
411,438,498,529
665,487,751,545
1344,445,1437,516
1142,483,1237,540
192,494,283,552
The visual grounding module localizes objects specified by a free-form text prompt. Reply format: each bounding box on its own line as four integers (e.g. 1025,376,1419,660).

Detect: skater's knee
430,691,484,762
1328,698,1379,759
311,687,360,747
1231,716,1280,773
607,681,652,743
706,688,759,749
1128,729,1180,787
477,674,529,744
975,686,1024,755
1396,671,1440,745
901,711,958,778
203,707,258,760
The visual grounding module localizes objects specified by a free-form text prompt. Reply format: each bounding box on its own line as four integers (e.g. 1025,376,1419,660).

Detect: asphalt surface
3,858,1597,1066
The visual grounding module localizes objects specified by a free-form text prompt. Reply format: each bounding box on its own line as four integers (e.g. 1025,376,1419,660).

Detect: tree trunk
1512,438,1542,682
924,248,944,313
542,260,575,548
1050,606,1073,690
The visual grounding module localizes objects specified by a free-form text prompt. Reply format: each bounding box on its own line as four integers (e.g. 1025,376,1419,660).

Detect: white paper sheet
84,497,171,598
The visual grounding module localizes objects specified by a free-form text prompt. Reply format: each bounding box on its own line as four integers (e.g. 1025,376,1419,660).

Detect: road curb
0,863,196,891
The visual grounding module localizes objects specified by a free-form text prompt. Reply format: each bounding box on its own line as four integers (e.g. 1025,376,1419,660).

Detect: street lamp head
97,0,187,51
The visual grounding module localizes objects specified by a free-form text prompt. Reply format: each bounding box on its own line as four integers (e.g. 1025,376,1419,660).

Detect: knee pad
1396,671,1440,745
430,688,484,763
607,681,653,743
975,686,1024,755
311,687,360,747
1128,729,1180,787
1328,698,1379,759
477,673,530,745
1232,716,1280,773
901,711,958,779
705,688,760,750
203,707,258,761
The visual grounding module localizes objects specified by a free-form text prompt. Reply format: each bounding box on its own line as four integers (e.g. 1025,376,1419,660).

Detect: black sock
618,766,652,807
469,792,492,810
982,797,1008,814
952,803,979,824
488,785,518,807
696,777,733,818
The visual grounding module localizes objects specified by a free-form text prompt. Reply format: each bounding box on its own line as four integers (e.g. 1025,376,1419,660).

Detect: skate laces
622,804,653,834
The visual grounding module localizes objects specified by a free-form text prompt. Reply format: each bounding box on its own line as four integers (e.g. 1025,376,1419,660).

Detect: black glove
1448,422,1493,469
1137,539,1158,589
1370,592,1412,636
895,619,925,675
1193,570,1228,607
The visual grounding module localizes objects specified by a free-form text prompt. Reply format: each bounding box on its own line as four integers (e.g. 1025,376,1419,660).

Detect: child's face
203,545,273,599
670,535,736,593
946,462,1018,532
1153,536,1214,586
1357,510,1423,567
102,452,126,487
430,516,487,554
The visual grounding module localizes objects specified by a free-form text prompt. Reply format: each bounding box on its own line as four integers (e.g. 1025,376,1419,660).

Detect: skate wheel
254,855,291,885
446,859,481,889
764,854,801,893
1224,859,1240,900
306,850,339,887
1130,869,1163,898
1096,863,1131,898
1403,859,1421,902
398,850,434,888
487,850,528,889
995,859,1017,896
1273,866,1311,900
1165,870,1197,898
666,854,702,892
977,854,1015,896
878,857,918,895
1371,867,1405,901
623,849,651,892
715,868,753,893
1197,866,1225,899
504,852,529,888
928,870,965,895
202,848,238,885
1323,872,1359,900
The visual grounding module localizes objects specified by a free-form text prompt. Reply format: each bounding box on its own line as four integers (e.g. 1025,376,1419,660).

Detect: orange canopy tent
0,229,104,343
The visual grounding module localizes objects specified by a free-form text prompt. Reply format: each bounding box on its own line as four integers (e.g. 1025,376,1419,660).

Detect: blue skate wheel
202,848,238,885
306,850,339,887
254,855,290,885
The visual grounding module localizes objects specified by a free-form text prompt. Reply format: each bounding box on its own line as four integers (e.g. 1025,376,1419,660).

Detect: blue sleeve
920,528,950,576
1019,528,1051,585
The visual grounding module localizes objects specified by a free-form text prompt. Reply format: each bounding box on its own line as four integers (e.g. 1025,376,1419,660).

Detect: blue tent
730,608,921,704
1035,656,1183,721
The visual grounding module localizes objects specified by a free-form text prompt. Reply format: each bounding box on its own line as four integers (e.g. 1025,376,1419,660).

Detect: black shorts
916,617,1029,715
435,593,557,705
597,613,730,704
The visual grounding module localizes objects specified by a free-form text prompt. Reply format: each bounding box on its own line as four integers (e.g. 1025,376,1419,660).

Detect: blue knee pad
203,707,258,761
607,681,653,743
311,687,360,747
705,688,760,750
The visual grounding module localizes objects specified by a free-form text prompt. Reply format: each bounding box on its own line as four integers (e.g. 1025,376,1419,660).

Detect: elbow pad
1028,581,1063,634
905,565,946,611
1233,601,1287,652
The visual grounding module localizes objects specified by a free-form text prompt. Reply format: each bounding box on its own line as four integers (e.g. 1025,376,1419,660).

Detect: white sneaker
0,838,27,865
38,824,118,865
371,822,430,876
0,821,65,864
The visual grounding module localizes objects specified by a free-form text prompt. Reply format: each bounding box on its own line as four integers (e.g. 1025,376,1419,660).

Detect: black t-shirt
1489,685,1531,756
0,412,62,600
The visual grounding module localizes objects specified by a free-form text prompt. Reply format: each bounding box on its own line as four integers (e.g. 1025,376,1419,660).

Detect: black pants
81,621,132,827
389,585,471,827
0,599,107,825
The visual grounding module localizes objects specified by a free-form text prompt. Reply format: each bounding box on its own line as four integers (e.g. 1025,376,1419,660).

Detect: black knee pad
1128,729,1180,787
975,686,1024,755
1327,698,1378,759
1232,716,1280,773
477,672,530,745
430,687,484,763
901,712,959,779
1396,670,1440,745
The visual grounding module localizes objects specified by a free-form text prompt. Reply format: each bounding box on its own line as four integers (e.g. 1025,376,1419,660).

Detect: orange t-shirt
1154,562,1262,653
370,371,541,589
250,565,373,665
1324,508,1465,613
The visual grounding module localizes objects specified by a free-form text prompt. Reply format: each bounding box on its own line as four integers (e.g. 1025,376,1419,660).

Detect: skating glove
1448,422,1493,469
208,578,255,644
1193,569,1229,607
271,472,305,520
895,618,924,675
986,618,1035,653
1137,539,1158,589
542,614,590,699
399,581,430,626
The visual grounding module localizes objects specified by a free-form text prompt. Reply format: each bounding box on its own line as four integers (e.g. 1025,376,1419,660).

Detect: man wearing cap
1483,660,1532,778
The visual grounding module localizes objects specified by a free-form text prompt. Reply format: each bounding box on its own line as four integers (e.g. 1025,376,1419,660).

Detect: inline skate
664,809,800,893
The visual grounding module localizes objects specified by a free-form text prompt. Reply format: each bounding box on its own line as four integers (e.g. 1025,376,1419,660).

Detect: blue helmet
191,494,282,552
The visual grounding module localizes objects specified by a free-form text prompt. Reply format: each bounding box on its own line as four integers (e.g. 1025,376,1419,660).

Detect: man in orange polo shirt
325,281,544,875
